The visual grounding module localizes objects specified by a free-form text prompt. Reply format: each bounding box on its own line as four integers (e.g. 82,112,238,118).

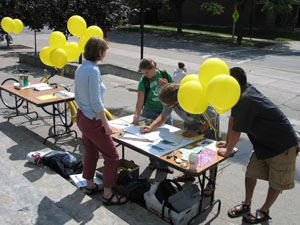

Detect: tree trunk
237,0,247,44
176,4,182,33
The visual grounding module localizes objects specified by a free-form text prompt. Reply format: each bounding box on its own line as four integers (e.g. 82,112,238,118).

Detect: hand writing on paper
140,125,152,133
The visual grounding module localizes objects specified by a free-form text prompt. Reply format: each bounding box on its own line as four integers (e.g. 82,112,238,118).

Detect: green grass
117,24,300,47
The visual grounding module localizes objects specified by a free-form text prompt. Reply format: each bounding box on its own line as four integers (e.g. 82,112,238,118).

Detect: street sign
232,9,239,23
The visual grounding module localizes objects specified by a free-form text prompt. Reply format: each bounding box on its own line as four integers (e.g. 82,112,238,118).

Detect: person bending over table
217,67,299,224
140,83,220,196
75,37,126,206
133,58,174,173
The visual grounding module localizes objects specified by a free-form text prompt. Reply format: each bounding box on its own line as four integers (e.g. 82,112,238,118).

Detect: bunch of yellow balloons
178,58,241,114
39,15,104,69
67,15,103,53
40,31,69,68
1,17,23,34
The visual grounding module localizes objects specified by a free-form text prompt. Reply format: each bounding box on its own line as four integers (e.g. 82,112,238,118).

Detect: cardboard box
96,159,139,180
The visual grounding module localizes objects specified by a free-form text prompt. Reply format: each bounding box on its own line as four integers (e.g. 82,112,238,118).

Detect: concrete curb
19,53,142,81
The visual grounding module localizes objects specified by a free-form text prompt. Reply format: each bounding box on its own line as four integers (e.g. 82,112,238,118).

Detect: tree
0,0,21,47
169,0,186,33
45,0,71,36
236,0,247,44
235,0,295,44
0,0,20,18
18,0,49,54
77,0,129,29
261,0,295,27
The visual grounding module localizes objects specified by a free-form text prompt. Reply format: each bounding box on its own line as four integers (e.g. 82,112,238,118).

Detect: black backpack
143,69,170,105
155,179,182,214
124,178,151,207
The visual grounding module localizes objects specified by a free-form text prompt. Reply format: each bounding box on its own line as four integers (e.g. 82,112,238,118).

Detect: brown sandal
85,183,104,195
242,209,271,224
103,193,127,206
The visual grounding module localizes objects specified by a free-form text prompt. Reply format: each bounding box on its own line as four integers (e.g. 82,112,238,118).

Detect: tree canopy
0,0,129,34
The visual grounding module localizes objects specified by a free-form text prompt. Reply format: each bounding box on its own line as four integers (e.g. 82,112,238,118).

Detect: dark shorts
246,146,297,190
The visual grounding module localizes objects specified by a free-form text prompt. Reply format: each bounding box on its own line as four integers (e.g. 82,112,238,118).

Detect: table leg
8,98,38,122
191,166,221,223
43,102,77,144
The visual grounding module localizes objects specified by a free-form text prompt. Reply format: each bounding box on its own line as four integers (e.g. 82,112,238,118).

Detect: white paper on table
70,174,102,188
53,90,74,98
119,123,195,157
119,115,145,123
14,82,49,90
109,119,130,129
197,139,218,152
126,125,159,142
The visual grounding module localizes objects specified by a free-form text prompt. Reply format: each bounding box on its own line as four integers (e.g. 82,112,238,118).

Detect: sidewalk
0,28,299,225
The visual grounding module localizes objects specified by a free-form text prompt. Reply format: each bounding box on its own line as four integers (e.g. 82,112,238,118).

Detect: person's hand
182,130,198,138
217,148,229,157
158,78,168,87
132,117,139,126
216,141,227,148
104,125,113,135
140,126,152,133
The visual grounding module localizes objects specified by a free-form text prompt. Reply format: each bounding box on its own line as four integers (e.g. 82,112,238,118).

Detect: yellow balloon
178,81,208,114
49,48,67,69
214,107,229,114
206,74,241,111
67,15,87,38
64,42,81,62
85,25,103,39
198,58,230,88
39,46,53,66
78,36,87,53
48,31,66,49
1,17,15,33
179,74,199,87
13,19,23,34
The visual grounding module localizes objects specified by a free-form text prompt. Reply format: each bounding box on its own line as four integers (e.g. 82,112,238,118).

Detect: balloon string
12,37,18,71
60,67,66,100
203,111,221,169
203,111,218,141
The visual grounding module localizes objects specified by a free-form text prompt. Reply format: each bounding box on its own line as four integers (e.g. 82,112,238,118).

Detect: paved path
0,27,299,225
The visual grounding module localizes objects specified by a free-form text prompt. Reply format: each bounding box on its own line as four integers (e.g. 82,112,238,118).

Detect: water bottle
188,153,199,171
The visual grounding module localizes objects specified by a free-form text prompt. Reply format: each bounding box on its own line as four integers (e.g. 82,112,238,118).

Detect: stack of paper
70,173,102,188
53,90,75,98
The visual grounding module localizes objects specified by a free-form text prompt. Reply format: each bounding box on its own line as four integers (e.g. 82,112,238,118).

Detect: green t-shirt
138,70,173,112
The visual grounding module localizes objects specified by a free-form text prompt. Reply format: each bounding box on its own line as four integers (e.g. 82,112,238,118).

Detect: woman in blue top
75,37,126,205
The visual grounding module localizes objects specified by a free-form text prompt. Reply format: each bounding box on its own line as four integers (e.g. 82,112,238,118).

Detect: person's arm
217,116,240,157
182,117,210,138
133,91,145,125
140,113,169,133
157,78,168,87
158,71,173,86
